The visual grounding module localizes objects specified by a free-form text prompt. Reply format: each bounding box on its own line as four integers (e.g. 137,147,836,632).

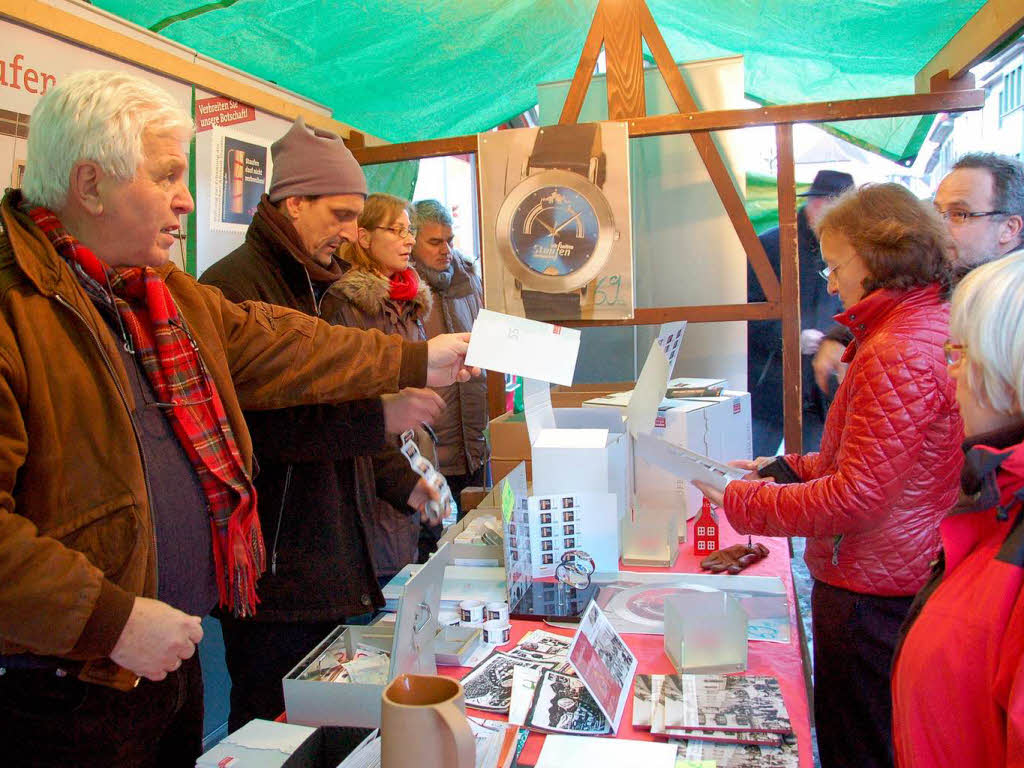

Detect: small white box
531,407,628,522
196,719,317,768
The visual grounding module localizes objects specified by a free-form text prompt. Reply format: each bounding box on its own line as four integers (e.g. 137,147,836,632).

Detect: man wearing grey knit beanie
200,117,449,730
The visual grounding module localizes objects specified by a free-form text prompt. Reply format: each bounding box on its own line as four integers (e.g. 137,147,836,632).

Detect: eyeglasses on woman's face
376,225,417,240
818,254,857,281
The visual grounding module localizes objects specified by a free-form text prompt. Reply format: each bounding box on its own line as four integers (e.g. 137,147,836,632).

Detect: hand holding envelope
426,332,481,386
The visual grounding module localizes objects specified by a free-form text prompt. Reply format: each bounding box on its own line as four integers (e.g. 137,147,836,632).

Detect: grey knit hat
267,116,367,202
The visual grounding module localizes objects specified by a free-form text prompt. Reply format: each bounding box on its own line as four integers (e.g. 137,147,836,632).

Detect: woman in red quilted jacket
697,183,964,768
892,251,1024,767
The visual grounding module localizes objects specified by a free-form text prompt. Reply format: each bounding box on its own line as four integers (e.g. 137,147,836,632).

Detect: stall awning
95,0,985,162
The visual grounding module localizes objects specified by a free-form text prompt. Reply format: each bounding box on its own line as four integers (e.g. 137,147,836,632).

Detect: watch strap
521,289,582,321
529,123,602,180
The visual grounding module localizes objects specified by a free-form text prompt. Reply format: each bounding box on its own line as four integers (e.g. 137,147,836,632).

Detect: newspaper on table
668,675,792,736
508,666,543,726
635,674,790,747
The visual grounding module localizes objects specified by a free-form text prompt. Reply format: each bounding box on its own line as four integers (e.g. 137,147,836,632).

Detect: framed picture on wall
478,121,634,323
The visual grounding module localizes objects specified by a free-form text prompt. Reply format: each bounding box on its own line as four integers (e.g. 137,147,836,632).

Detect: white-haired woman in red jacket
892,249,1024,767
697,183,964,768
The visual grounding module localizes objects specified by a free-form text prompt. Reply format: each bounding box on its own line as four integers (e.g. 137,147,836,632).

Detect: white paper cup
485,601,509,623
482,620,511,645
459,599,485,624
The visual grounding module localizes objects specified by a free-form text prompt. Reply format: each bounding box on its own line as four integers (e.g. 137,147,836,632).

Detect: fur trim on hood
333,265,432,319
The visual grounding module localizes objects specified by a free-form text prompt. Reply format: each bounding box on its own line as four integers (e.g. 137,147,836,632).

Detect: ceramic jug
381,674,475,768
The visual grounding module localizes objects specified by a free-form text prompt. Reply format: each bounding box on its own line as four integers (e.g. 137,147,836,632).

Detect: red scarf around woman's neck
389,267,420,302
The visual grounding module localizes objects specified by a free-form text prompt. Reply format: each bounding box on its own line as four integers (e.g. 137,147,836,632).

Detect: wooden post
775,124,802,455
601,0,647,120
487,370,507,420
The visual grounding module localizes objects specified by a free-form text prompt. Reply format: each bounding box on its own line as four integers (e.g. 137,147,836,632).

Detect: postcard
652,674,784,747
460,651,557,712
525,669,611,735
567,601,637,733
633,673,654,729
678,739,799,768
465,309,581,386
668,674,792,735
508,665,543,726
506,629,573,663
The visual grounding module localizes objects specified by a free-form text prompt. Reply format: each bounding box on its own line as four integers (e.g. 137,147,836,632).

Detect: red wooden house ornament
693,496,719,555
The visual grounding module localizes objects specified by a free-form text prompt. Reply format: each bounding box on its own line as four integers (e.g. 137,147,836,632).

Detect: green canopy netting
99,0,982,162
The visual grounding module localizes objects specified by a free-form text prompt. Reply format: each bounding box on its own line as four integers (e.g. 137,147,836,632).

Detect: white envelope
465,309,581,386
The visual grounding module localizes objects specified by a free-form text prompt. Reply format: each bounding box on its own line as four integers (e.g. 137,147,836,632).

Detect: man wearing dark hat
747,169,854,457
811,154,1024,393
200,117,449,729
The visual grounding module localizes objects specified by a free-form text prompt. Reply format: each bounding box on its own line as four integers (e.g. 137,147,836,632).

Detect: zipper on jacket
270,464,294,575
831,534,843,566
303,269,322,317
54,293,161,585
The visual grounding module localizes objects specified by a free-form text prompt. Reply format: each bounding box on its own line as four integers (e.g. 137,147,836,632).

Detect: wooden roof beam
350,89,984,167
1,0,369,140
916,0,1024,92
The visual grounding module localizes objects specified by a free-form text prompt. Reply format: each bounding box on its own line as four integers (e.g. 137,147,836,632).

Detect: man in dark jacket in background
747,169,854,457
411,200,489,559
411,200,489,504
200,118,445,731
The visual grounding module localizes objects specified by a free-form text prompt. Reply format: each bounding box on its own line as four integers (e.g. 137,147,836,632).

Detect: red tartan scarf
23,204,264,617
389,267,420,301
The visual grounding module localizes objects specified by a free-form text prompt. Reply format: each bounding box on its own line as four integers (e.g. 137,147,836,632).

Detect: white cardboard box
530,407,629,524
283,544,449,729
585,390,751,529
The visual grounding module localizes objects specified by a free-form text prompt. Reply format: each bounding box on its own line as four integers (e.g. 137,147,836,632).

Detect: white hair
950,248,1024,416
22,70,193,210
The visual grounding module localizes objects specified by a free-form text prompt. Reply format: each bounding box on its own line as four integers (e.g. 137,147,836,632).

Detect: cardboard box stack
584,379,752,535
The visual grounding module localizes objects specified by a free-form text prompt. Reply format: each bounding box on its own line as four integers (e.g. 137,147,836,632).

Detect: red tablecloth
442,517,812,767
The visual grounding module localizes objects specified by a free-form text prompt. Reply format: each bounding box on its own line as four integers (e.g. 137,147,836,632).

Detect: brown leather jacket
0,192,426,688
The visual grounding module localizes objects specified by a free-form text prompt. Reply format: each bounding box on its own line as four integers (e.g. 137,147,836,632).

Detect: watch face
508,186,600,276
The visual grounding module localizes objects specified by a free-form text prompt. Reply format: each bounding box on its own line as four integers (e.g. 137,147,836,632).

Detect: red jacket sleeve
723,343,943,538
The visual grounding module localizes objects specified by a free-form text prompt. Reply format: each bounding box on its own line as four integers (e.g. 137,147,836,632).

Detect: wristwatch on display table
494,123,620,321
